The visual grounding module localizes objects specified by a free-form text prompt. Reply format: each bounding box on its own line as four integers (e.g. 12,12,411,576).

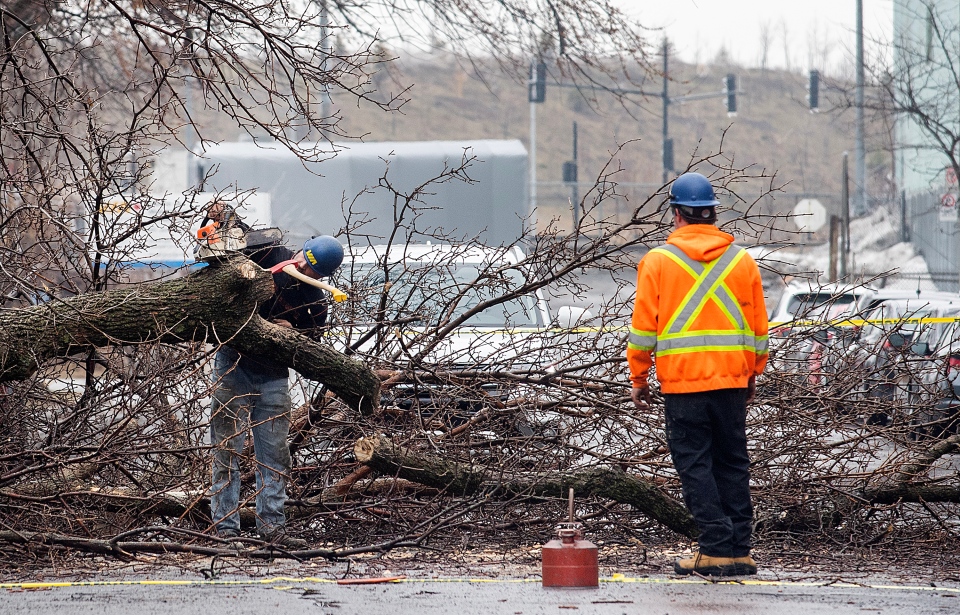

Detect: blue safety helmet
669,172,720,208
302,235,344,277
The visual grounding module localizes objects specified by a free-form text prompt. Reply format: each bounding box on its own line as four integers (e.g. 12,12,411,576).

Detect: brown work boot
259,528,308,550
673,552,757,576
217,530,246,552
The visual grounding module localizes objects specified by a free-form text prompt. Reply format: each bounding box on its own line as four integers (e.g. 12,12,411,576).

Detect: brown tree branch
353,435,698,538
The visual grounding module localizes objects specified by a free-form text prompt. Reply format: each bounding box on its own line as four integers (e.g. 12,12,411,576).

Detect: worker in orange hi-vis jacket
627,171,768,578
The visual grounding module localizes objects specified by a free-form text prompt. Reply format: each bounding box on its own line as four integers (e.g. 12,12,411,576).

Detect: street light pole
572,121,579,226
319,0,331,141
527,62,546,218
529,91,537,215
855,0,866,215
662,38,671,184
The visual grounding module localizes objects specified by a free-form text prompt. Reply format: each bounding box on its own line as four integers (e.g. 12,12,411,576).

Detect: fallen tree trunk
863,434,960,504
0,529,344,559
0,256,379,414
353,435,699,538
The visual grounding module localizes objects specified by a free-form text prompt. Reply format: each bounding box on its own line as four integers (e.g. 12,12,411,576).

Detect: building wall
894,1,960,289
153,139,529,251
894,0,960,195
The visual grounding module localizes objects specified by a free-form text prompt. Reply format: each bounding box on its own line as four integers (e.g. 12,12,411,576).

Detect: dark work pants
663,388,752,558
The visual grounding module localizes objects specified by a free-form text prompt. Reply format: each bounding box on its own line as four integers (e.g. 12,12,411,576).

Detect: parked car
854,288,960,315
767,281,873,382
838,296,960,425
769,280,875,327
904,306,960,439
331,243,567,426
797,289,959,393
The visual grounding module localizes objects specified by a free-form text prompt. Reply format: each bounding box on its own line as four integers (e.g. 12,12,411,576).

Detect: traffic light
562,161,578,183
662,138,674,174
808,69,820,112
529,62,546,103
725,74,737,116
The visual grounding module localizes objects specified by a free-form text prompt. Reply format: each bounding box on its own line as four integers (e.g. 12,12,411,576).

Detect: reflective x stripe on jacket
653,244,766,355
627,227,768,394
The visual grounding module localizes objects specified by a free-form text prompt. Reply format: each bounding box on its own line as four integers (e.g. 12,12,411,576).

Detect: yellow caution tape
345,316,960,337
770,316,960,328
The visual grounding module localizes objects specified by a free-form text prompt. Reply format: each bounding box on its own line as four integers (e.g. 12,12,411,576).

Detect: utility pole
319,0,331,141
528,62,546,216
661,38,672,184
829,215,840,282
900,189,908,243
529,79,538,214
855,0,866,215
561,123,580,228
569,121,579,228
841,152,851,279
184,28,197,188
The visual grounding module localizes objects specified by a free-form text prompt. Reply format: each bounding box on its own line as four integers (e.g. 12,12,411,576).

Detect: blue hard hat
669,172,720,207
302,236,344,277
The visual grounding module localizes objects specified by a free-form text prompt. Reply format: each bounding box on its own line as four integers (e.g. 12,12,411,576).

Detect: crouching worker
204,202,345,550
627,173,768,576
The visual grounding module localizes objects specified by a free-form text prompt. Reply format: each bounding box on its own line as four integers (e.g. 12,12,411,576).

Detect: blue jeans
663,388,752,558
209,347,291,535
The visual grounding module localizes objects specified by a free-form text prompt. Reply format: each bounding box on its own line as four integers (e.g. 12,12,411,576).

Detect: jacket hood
666,224,735,262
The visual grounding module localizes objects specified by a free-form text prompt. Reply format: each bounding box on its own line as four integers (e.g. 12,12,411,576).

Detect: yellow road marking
2,575,958,593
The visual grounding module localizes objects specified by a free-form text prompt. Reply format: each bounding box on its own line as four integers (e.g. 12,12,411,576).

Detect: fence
906,191,960,292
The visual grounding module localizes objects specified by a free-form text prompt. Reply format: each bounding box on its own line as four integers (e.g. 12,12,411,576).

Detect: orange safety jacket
627,224,768,394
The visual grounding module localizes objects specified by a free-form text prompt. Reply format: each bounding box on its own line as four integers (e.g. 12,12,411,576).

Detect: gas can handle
556,522,582,543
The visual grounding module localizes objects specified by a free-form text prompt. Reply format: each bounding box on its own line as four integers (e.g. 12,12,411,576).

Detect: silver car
904,306,960,439
839,298,958,426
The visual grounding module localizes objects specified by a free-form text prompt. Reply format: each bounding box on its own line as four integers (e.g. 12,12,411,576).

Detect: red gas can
541,522,599,588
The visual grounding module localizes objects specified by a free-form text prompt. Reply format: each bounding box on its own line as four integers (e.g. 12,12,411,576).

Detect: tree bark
353,435,699,538
863,434,960,504
0,256,379,414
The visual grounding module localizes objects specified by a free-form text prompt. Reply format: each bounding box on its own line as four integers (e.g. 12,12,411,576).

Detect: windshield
916,309,960,352
344,262,544,328
784,292,857,320
859,300,938,345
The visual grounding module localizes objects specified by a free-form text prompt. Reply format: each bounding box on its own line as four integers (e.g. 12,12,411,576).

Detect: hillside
319,52,888,232
189,51,887,237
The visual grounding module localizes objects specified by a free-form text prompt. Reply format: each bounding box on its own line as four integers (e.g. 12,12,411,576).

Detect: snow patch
754,208,938,291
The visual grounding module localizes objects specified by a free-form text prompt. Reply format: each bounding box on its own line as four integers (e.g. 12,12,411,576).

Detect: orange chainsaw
195,206,347,302
194,206,281,261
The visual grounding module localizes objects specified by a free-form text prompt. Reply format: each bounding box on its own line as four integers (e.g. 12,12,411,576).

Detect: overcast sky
622,1,894,75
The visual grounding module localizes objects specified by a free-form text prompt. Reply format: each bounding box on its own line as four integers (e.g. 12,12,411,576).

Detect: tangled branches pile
2,0,959,571
4,145,960,569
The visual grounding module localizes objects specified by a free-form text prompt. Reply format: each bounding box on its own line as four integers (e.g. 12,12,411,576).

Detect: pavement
3,573,960,614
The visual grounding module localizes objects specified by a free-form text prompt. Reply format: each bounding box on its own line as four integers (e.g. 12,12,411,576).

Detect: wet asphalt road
3,576,959,615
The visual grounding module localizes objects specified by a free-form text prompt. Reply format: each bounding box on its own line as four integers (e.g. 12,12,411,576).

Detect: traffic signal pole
662,38,671,184
571,121,579,228
529,95,537,214
528,62,546,215
855,0,866,215
531,49,738,208
660,39,738,183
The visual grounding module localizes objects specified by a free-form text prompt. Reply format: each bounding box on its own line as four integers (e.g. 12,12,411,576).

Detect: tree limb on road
353,435,699,538
863,434,960,505
0,255,380,415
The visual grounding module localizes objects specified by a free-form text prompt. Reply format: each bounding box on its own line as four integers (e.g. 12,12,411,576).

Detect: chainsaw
194,206,281,261
194,206,348,302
